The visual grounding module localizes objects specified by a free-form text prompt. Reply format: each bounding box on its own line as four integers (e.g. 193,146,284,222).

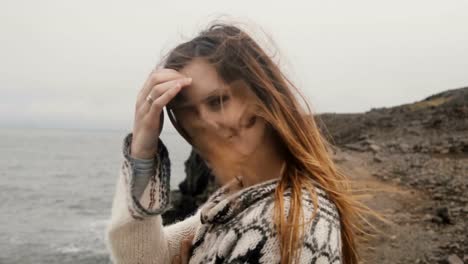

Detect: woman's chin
229,137,256,157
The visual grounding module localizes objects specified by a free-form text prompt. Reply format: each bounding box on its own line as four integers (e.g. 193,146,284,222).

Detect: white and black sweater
105,132,343,264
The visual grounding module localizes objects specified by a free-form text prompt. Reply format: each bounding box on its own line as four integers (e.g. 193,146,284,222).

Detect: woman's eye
208,95,230,110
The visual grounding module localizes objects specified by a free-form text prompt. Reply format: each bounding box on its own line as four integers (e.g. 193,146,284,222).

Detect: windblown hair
159,20,383,264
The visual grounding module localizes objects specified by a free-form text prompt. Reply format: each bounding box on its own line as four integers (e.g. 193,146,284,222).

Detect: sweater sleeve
105,132,201,264
128,156,154,200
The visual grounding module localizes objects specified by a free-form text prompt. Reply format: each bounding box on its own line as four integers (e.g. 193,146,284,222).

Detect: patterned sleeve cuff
121,132,172,218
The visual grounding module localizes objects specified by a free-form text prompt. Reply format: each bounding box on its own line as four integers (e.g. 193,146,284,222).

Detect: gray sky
1,0,467,131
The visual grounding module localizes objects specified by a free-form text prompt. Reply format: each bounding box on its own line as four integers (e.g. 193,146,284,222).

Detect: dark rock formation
162,151,217,225
317,87,468,155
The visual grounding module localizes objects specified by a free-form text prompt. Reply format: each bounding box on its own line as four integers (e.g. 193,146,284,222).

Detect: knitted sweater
105,132,343,264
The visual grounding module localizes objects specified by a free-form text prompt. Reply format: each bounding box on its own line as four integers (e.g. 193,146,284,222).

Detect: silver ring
146,94,154,104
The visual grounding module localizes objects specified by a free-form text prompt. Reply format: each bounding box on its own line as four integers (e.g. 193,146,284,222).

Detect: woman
106,22,369,264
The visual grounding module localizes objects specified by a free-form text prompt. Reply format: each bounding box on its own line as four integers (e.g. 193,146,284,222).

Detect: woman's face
168,58,267,179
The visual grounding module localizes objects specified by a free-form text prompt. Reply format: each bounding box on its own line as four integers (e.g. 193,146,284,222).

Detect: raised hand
130,68,192,159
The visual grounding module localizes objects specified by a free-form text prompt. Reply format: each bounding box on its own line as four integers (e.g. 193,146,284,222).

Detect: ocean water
0,128,191,264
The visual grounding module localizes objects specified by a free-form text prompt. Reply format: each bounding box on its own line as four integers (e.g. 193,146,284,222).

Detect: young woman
105,22,369,264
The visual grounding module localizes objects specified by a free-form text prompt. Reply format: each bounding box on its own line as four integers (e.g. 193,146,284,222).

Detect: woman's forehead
174,59,227,105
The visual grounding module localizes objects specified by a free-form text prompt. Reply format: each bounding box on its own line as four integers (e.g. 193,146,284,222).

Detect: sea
0,127,192,264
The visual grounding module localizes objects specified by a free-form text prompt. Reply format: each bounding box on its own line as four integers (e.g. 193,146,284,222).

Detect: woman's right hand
130,68,192,159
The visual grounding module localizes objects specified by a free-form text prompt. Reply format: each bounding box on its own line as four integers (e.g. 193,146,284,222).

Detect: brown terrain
164,86,468,263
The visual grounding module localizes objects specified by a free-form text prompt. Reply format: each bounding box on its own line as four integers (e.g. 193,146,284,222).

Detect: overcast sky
1,0,467,131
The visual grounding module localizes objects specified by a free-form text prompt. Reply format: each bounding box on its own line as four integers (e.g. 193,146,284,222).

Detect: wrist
130,148,157,160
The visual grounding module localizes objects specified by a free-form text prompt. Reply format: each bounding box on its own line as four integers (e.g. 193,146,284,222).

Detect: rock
373,155,383,163
398,143,410,153
425,117,443,128
162,190,197,225
433,193,444,200
422,214,433,222
445,254,463,264
162,149,217,224
434,207,453,225
358,134,370,141
462,206,468,213
344,143,367,152
369,144,381,153
178,150,215,196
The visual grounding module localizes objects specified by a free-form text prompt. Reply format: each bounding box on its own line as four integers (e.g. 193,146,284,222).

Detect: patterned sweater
105,132,343,263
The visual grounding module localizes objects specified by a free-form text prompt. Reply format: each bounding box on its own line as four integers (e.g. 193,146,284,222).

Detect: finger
138,77,192,116
138,68,187,106
152,78,192,99
180,239,192,264
146,79,190,118
140,78,191,113
172,255,181,264
140,68,177,98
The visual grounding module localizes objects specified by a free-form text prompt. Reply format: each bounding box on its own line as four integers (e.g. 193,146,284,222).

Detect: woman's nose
198,107,236,138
